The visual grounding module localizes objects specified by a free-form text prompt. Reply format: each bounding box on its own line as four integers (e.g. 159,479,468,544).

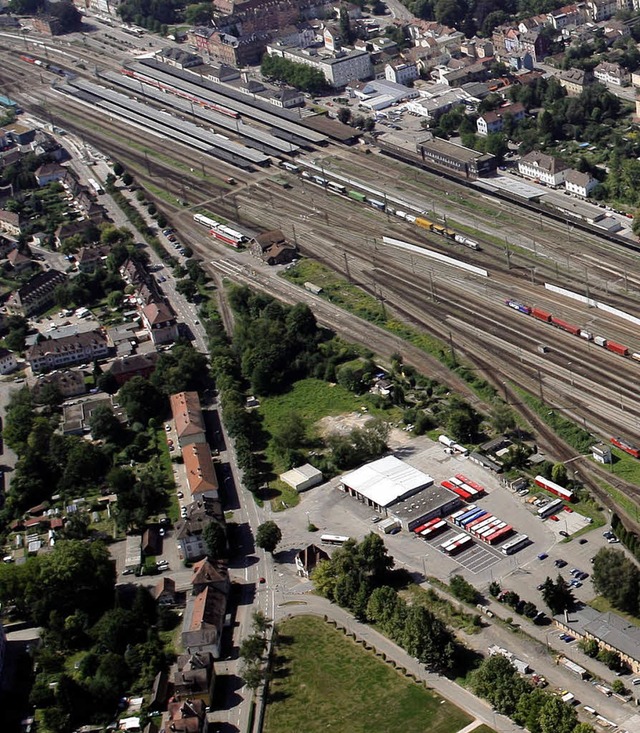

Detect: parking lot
419,524,505,574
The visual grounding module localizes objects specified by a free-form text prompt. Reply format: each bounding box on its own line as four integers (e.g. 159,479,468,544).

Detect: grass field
260,378,380,440
264,615,475,733
589,596,640,628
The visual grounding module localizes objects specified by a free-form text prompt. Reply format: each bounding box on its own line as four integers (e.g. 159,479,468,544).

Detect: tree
122,172,133,186
449,574,480,604
612,679,626,694
89,405,123,443
107,290,124,309
489,581,501,597
514,688,551,733
255,521,282,554
592,547,640,614
472,655,530,716
203,520,227,559
578,638,599,657
337,107,352,124
538,695,578,733
252,609,272,634
117,376,164,425
491,402,516,433
551,462,568,486
541,575,575,615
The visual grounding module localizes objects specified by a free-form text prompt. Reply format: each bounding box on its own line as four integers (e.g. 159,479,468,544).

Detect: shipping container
415,217,434,231
532,307,552,322
579,330,593,340
594,335,607,347
348,190,367,202
550,317,580,336
606,340,629,356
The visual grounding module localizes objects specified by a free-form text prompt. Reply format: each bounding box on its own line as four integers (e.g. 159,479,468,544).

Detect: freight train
19,55,71,78
299,172,480,250
505,299,639,360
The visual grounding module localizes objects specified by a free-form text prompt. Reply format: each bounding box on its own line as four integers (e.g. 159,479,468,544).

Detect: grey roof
556,606,640,663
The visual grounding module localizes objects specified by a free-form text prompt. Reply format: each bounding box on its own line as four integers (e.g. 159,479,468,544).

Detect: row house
170,391,206,447
77,244,110,273
181,585,227,659
165,699,209,733
183,443,220,502
26,329,110,373
140,301,179,345
175,500,224,562
585,0,617,20
476,102,525,136
173,652,216,705
7,269,66,317
559,67,594,95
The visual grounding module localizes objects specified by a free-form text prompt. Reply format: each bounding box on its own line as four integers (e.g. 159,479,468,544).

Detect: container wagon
415,217,434,231
532,307,552,322
348,190,367,203
606,340,629,356
611,436,640,458
455,234,479,250
550,317,580,336
534,475,574,502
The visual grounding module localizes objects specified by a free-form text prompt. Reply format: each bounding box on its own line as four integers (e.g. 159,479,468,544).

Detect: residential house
6,248,36,274
5,123,36,146
6,269,66,316
594,60,629,86
184,443,219,501
191,558,230,596
140,301,179,345
170,391,206,447
31,131,65,161
585,0,616,20
476,102,525,135
268,88,305,108
149,671,169,713
154,577,177,606
507,50,534,71
175,500,224,562
142,527,161,556
26,329,110,372
249,230,297,266
295,543,329,577
77,245,110,273
0,210,22,237
34,163,67,187
0,347,17,375
181,585,228,658
384,60,419,85
120,258,152,289
565,169,598,197
521,30,550,63
108,352,159,386
173,652,215,704
34,369,87,398
518,150,570,186
558,67,594,95
165,698,209,733
55,219,102,249
548,3,587,29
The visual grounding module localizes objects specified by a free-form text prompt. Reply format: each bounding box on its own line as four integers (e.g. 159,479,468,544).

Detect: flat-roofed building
417,138,496,178
340,455,435,512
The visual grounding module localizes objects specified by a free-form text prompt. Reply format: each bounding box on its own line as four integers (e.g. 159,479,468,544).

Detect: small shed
280,464,323,493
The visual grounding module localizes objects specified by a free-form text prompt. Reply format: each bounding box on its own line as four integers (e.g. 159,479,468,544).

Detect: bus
320,534,350,546
538,498,564,518
88,178,104,195
501,533,529,555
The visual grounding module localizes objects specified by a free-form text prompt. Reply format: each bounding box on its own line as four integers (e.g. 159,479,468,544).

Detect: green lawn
260,378,378,439
609,447,640,486
264,615,474,733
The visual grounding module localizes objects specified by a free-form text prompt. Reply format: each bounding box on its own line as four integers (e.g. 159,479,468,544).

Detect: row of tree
261,54,329,94
592,546,640,617
313,535,458,674
472,655,595,733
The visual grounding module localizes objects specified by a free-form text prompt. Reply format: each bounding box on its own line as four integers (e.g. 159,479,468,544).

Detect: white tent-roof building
340,455,434,511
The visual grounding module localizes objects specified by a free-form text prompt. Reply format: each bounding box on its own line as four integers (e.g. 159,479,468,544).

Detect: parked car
538,553,548,560
560,530,569,538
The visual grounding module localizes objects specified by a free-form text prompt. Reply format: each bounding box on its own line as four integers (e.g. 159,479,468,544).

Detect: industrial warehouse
340,455,461,531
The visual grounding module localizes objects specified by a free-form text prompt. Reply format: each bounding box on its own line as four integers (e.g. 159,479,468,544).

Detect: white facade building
518,150,569,186
266,45,373,87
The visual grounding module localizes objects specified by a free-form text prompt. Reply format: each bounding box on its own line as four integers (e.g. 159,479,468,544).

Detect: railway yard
8,22,640,733
4,32,640,518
